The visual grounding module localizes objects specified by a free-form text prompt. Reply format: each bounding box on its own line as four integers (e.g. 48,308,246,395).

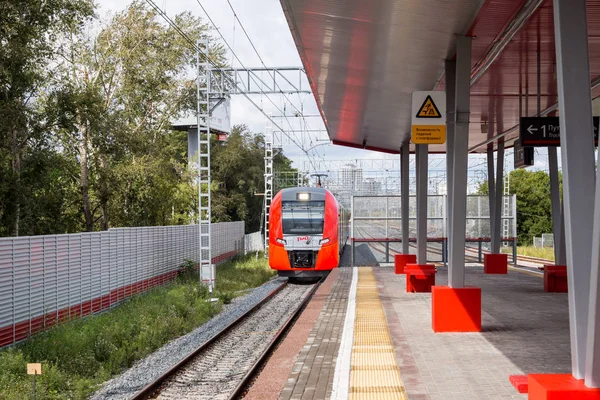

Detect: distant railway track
131,280,320,400
354,222,553,269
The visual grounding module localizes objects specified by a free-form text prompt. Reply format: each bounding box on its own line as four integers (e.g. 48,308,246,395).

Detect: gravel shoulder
90,277,287,400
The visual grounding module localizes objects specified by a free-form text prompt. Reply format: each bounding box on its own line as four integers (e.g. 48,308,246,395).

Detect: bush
178,259,198,280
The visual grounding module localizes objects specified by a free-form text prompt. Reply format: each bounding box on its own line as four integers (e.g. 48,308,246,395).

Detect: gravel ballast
90,277,287,400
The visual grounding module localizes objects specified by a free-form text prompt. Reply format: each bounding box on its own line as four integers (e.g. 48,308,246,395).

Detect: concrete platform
279,267,352,400
248,261,571,399
375,265,570,400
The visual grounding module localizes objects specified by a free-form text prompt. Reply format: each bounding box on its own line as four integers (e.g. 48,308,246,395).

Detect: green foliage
211,125,267,232
215,252,275,293
477,169,561,246
0,1,294,237
0,255,273,399
178,258,199,281
502,245,555,261
0,0,94,236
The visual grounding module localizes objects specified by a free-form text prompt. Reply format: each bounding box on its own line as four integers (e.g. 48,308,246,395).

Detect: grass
0,252,274,400
502,246,555,261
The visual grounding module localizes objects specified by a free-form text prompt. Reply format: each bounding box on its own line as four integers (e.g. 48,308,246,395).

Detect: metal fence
0,222,246,347
351,195,517,265
244,231,264,254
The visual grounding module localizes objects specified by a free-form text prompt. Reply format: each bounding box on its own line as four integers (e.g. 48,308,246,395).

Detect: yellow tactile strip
349,268,408,400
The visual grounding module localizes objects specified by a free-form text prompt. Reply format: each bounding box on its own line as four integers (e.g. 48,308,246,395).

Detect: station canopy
280,0,600,153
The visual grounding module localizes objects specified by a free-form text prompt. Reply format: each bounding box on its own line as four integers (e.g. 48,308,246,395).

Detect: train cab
268,187,349,279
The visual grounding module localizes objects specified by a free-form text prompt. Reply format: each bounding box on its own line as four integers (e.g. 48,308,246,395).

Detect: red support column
544,265,568,292
484,253,508,274
432,286,481,332
528,374,600,399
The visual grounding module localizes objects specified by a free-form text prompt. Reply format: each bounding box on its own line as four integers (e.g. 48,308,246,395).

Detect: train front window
281,200,325,235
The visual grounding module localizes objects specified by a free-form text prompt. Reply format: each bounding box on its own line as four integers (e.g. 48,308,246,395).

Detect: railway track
354,222,553,270
131,280,320,400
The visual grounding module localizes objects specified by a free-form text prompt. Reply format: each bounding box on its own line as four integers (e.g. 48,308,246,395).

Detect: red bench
405,264,436,293
544,265,567,292
394,254,416,274
484,253,508,274
509,375,529,394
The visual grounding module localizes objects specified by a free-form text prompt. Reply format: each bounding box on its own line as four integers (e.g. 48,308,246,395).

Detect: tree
49,1,223,231
210,125,297,233
212,125,265,232
477,169,559,245
0,1,290,237
0,0,94,235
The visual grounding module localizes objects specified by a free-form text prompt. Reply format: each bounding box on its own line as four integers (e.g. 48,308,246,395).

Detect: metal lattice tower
197,37,213,292
264,118,274,256
502,172,511,243
297,171,305,187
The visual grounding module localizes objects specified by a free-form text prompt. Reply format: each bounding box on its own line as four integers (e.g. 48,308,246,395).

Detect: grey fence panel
118,229,126,296
42,235,58,326
81,234,92,313
0,222,245,347
161,227,168,277
244,232,263,253
68,235,81,315
56,235,70,313
0,240,13,334
13,238,30,334
100,232,111,308
30,237,45,328
138,228,145,289
110,230,118,299
90,234,101,309
126,229,134,290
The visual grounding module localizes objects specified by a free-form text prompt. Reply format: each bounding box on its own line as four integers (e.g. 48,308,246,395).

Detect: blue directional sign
520,117,599,147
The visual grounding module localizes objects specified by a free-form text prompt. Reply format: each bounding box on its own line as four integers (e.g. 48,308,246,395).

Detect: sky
96,0,401,172
96,0,555,181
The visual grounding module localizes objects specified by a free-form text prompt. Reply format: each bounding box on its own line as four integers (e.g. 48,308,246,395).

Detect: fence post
513,239,517,267
385,242,390,263
442,239,447,267
478,241,482,263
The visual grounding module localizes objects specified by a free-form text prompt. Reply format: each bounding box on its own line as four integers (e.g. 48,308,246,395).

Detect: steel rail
227,279,322,400
130,281,288,400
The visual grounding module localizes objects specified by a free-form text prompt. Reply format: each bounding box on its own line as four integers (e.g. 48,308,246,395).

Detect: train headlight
276,238,286,245
297,192,310,201
319,238,330,245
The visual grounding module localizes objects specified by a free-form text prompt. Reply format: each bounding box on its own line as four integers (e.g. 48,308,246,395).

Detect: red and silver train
268,187,350,278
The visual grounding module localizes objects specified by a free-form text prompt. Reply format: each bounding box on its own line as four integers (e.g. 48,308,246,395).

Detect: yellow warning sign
416,95,442,118
412,125,446,144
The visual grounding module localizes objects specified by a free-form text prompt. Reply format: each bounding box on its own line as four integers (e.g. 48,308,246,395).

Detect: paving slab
280,267,353,400
375,265,571,400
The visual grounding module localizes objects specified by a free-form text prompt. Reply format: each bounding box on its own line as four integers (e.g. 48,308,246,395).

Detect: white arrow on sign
527,125,538,135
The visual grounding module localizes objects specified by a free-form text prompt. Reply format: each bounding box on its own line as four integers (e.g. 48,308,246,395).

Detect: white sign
210,98,231,134
172,98,231,135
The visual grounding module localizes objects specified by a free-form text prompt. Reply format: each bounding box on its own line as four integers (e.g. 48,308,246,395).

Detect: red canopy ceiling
281,0,600,154
433,0,600,152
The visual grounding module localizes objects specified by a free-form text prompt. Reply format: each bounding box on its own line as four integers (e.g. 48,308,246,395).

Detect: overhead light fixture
481,121,488,134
